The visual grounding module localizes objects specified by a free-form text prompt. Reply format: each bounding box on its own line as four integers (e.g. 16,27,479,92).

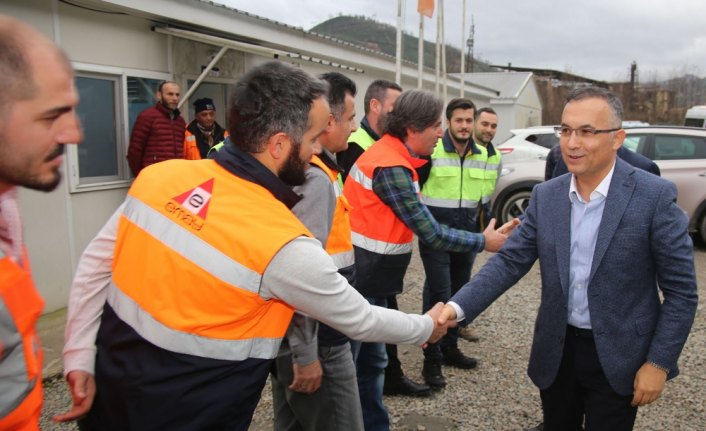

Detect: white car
491,127,557,226
495,126,557,162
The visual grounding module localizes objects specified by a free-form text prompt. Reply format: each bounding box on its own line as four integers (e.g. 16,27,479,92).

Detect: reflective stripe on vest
185,130,230,161
343,134,427,255
0,250,43,429
350,231,412,255
420,141,500,209
119,195,262,293
183,130,200,160
207,141,225,157
110,159,311,361
106,283,281,360
309,155,354,269
348,164,420,194
330,249,354,268
330,181,355,268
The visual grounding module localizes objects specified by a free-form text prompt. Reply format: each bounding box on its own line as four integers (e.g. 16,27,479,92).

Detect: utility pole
466,16,475,73
629,61,638,113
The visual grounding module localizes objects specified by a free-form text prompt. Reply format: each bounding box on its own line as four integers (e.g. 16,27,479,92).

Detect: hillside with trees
310,15,494,73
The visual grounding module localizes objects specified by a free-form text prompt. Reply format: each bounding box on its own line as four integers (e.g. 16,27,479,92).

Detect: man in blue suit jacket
440,87,698,431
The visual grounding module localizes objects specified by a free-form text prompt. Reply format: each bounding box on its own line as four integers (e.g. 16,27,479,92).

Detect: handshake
424,302,460,345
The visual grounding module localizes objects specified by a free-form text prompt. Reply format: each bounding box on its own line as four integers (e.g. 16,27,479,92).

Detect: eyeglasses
553,126,621,138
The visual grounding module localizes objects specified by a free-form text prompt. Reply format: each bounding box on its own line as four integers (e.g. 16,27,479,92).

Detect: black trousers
540,326,638,431
385,295,404,378
418,242,476,360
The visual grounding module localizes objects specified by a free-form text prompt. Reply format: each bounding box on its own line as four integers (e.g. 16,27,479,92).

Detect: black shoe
383,375,432,397
441,346,478,369
422,359,447,390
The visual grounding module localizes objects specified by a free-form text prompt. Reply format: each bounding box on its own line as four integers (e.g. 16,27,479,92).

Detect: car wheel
699,211,706,246
497,189,532,224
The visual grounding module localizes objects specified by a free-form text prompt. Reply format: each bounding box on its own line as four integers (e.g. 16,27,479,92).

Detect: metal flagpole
418,11,424,88
441,0,447,103
460,0,466,97
395,0,403,85
435,1,441,94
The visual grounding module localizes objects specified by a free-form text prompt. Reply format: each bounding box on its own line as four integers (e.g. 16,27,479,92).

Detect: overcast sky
215,0,705,83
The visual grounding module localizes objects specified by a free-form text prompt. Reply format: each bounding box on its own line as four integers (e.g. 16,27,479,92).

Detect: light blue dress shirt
567,163,615,329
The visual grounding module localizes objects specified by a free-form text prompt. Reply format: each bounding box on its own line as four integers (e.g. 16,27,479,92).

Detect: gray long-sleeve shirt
281,162,338,365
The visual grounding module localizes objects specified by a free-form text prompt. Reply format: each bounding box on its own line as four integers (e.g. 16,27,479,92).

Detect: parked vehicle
496,126,557,162
491,156,546,226
622,120,650,127
491,126,706,244
684,105,706,128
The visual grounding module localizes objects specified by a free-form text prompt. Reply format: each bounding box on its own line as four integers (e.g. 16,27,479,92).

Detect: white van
684,105,706,128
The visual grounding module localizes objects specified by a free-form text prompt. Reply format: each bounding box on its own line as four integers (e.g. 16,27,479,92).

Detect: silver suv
491,126,706,244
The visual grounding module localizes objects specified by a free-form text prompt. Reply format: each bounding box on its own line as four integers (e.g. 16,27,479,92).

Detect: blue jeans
350,296,389,431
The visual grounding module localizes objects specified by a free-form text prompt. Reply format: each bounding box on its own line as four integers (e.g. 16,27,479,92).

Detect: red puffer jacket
127,103,186,176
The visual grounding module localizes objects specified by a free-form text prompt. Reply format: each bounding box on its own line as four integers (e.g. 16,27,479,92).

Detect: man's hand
437,304,458,327
631,362,667,407
52,370,96,422
424,302,457,346
289,360,323,394
483,217,520,252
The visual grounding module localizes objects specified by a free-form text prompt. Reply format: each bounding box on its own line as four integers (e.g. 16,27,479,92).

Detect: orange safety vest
108,159,311,361
183,129,229,160
309,155,354,269
343,134,428,255
0,249,44,431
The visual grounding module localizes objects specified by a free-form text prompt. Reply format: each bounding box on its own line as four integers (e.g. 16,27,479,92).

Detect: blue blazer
451,158,698,395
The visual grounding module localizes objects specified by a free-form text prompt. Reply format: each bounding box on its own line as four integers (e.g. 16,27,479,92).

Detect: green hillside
310,15,492,73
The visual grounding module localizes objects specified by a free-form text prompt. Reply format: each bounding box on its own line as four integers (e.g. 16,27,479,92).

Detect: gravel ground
41,240,706,430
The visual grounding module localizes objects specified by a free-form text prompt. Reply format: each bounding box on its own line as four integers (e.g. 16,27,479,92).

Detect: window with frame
75,74,121,184
653,135,706,160
622,135,648,154
526,133,559,149
684,118,704,128
72,72,164,191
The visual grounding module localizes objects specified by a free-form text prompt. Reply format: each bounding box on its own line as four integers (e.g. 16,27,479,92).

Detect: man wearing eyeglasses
438,87,697,431
544,126,660,181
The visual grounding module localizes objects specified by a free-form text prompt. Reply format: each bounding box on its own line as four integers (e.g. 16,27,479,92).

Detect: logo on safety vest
171,178,214,219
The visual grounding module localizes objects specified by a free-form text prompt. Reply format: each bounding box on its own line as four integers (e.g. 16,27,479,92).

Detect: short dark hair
319,72,357,122
565,86,623,126
228,61,328,153
363,79,402,116
445,98,476,120
474,107,497,120
384,89,443,140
